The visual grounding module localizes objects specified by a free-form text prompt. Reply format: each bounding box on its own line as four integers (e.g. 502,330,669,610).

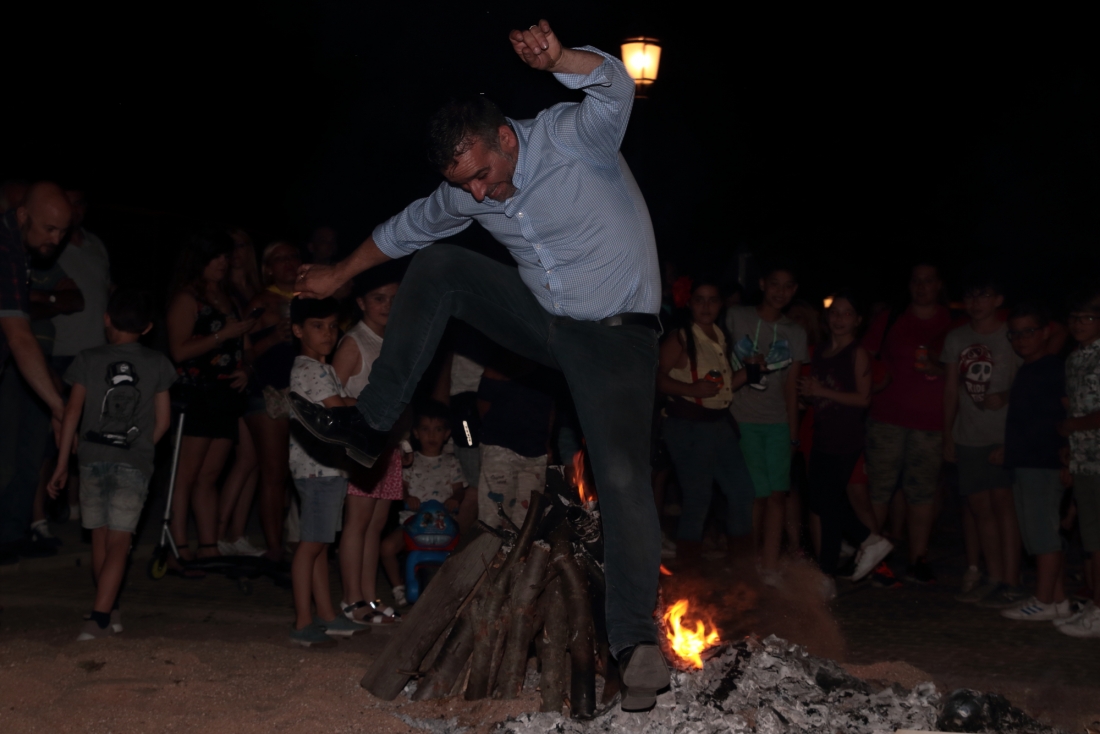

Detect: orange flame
659,564,673,576
572,450,594,504
662,599,719,669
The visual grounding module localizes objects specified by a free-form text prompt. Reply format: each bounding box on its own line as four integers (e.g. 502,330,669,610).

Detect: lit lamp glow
620,38,661,97
823,296,834,309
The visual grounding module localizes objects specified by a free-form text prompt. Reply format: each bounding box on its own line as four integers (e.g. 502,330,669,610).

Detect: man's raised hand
510,19,564,71
295,263,343,300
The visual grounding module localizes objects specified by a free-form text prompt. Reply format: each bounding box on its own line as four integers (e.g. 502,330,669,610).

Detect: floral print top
176,301,243,387
1066,340,1100,475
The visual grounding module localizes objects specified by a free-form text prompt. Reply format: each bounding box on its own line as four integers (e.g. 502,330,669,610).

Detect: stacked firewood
360,476,615,719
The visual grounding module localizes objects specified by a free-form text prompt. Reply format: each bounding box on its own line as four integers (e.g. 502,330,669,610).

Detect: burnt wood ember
496,540,551,699
492,635,1067,734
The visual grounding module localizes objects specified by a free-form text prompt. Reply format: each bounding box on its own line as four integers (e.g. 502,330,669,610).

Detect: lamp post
620,37,661,98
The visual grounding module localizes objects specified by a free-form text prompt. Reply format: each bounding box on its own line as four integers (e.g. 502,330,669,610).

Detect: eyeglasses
1006,327,1040,340
1068,313,1100,324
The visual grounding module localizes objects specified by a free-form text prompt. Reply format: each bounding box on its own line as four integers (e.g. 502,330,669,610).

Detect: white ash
398,714,468,734
493,635,1066,734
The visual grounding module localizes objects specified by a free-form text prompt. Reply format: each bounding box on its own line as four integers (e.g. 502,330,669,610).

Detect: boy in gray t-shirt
942,276,1023,607
48,290,177,641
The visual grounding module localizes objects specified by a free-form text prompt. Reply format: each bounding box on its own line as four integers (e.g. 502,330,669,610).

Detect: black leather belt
597,312,662,332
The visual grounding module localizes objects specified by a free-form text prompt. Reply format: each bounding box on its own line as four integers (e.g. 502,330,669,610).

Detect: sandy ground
2,549,1095,733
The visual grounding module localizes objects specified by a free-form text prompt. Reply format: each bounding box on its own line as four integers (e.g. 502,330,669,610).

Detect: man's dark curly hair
426,96,508,171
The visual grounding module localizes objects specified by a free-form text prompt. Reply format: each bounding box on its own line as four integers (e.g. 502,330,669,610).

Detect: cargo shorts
865,420,942,506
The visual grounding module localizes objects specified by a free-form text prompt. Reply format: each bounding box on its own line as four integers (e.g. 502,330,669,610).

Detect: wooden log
578,553,619,704
411,550,505,701
495,540,551,699
550,527,597,720
466,491,546,700
535,575,568,713
359,532,502,700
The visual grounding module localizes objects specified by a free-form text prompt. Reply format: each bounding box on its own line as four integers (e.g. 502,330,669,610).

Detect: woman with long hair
166,229,256,574
242,241,302,562
657,277,754,562
799,291,892,598
217,228,264,556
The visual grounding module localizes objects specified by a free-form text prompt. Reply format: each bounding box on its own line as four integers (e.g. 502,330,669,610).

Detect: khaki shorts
865,420,942,506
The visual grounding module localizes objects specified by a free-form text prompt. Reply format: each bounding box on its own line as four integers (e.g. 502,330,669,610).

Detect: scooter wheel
148,554,169,580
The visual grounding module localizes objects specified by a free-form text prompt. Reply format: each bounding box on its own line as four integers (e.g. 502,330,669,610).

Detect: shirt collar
506,117,529,192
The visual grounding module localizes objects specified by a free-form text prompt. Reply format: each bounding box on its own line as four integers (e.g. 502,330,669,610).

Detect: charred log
550,526,597,720
535,575,568,713
495,540,551,699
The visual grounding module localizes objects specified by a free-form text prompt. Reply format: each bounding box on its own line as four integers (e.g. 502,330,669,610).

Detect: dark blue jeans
662,416,755,541
358,245,661,655
806,448,870,575
0,365,54,545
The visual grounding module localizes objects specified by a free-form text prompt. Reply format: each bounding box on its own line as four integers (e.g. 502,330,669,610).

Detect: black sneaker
906,556,936,584
869,560,903,589
287,392,389,468
618,643,671,712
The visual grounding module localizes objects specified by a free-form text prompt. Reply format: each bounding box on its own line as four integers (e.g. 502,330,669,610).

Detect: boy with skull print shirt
942,276,1023,607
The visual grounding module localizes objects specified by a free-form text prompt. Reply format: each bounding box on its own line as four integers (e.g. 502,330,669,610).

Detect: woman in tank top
239,241,302,562
166,230,257,573
657,278,755,562
799,291,892,596
331,269,405,621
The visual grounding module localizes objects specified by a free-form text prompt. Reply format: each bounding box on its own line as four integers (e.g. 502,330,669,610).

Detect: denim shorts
79,462,150,533
1013,468,1066,556
957,444,1013,498
294,475,347,543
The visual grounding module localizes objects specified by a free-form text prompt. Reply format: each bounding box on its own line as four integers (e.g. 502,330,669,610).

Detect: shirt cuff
371,221,416,260
553,45,620,89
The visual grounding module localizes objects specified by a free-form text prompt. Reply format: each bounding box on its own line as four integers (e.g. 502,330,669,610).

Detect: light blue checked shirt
373,47,661,322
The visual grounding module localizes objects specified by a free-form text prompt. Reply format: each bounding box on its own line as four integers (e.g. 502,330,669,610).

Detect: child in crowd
999,302,1071,621
48,290,178,640
943,274,1023,608
799,291,892,598
477,353,555,529
287,297,367,646
727,265,808,585
332,269,404,624
1057,290,1100,637
380,401,465,601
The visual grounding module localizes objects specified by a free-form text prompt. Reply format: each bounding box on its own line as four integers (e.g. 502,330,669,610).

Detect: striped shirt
373,47,660,322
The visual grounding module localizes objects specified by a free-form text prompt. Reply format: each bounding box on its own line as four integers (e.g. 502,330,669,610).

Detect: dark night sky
6,3,1098,310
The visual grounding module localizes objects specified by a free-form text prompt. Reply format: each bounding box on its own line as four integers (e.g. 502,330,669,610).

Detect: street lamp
620,37,661,98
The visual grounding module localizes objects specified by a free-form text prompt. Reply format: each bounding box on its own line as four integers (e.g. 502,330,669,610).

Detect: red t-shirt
863,305,952,432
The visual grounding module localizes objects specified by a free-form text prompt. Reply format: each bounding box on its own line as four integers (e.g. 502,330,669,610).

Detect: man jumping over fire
291,19,668,711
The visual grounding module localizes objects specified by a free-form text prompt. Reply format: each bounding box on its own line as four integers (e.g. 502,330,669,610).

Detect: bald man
0,181,71,563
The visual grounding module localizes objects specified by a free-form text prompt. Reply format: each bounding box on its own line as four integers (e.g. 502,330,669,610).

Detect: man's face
909,266,942,307
18,202,72,259
963,287,1003,322
444,127,519,203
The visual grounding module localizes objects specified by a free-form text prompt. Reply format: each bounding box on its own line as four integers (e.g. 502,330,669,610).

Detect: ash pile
495,635,1066,734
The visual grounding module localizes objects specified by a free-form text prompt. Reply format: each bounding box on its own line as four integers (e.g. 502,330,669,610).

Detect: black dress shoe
618,643,671,712
287,392,389,468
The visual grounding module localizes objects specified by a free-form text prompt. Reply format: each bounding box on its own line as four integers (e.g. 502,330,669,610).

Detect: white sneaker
850,536,893,582
232,536,266,557
1054,601,1093,627
1057,605,1100,638
821,576,837,601
1001,597,1071,621
392,585,408,607
839,541,856,560
217,539,237,556
960,565,982,594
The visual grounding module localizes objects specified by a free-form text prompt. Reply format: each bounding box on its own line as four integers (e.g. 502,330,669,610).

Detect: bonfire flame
662,599,719,669
572,449,595,505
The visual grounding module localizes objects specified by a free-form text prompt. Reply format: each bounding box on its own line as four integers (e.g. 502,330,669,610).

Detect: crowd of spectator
2,179,1099,644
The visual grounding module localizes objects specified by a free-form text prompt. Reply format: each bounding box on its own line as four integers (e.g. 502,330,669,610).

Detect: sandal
341,600,370,622
366,599,401,625
166,554,205,579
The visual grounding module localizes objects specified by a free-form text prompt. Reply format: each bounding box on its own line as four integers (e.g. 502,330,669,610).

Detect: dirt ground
2,547,1096,733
